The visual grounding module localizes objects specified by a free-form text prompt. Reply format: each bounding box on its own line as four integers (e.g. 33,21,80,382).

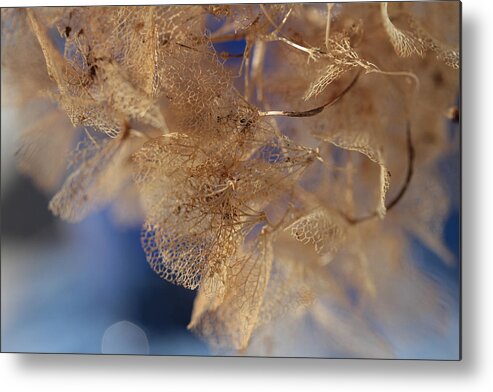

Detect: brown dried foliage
1,2,459,356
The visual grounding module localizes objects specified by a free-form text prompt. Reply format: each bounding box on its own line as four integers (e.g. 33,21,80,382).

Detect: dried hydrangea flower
1,2,460,356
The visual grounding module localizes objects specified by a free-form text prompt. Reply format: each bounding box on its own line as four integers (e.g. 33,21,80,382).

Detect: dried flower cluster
1,2,460,356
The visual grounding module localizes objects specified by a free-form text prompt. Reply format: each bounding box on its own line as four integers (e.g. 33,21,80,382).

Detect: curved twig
342,121,415,225
258,72,360,118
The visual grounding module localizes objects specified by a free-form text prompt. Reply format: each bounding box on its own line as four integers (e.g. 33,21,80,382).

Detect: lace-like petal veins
132,133,203,213
26,9,67,89
97,61,167,130
304,63,355,101
381,3,424,58
304,36,376,101
135,133,249,290
141,225,209,289
286,208,347,257
256,258,314,327
55,94,123,138
188,270,227,334
321,132,391,218
188,234,273,351
409,17,459,69
48,137,122,222
112,7,161,98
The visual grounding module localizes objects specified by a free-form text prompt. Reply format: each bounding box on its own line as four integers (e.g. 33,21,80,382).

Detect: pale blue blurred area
102,321,150,354
393,314,460,360
1,178,209,355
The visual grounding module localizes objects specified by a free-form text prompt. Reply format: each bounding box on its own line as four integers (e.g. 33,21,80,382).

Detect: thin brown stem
259,72,360,118
342,121,415,225
325,4,334,51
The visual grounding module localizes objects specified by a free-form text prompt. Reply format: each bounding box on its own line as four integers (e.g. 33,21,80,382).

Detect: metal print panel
0,2,461,359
